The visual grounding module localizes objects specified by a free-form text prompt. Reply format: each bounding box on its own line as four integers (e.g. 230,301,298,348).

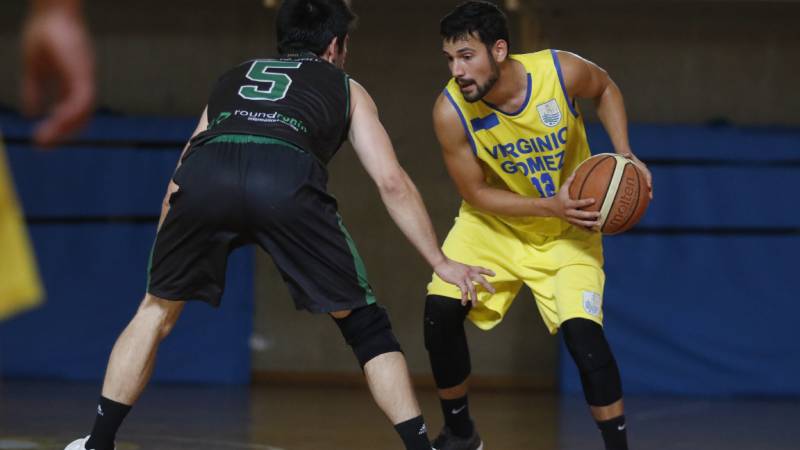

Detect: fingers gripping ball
568,153,650,235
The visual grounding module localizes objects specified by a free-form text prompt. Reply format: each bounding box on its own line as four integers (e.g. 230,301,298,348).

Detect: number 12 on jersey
239,60,302,102
531,172,556,198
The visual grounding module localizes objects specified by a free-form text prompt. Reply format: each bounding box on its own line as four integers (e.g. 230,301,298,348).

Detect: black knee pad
333,304,402,369
561,318,623,407
424,295,471,389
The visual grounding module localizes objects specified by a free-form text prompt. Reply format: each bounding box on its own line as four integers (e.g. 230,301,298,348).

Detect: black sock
597,415,628,450
394,415,432,450
441,396,474,438
85,396,131,450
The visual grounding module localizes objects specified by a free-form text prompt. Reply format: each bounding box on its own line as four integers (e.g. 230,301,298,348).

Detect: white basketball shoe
64,436,115,450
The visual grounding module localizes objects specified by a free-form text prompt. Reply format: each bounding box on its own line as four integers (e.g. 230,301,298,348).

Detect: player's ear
492,39,509,63
324,36,339,58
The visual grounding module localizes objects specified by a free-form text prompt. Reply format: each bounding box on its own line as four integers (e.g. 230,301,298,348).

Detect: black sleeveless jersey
193,54,350,165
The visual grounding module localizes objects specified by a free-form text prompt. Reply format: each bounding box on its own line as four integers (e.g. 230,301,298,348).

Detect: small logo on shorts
582,291,602,317
418,424,428,435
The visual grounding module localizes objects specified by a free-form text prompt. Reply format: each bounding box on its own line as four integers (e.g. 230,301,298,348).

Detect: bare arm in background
22,0,95,147
557,50,653,198
348,79,495,306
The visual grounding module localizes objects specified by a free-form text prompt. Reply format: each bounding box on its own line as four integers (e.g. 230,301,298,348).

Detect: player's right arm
348,80,495,305
433,93,600,229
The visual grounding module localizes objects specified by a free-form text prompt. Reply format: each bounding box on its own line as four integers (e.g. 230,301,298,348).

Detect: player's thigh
554,263,606,327
427,214,524,331
252,185,376,314
148,145,246,306
521,231,605,333
521,264,605,335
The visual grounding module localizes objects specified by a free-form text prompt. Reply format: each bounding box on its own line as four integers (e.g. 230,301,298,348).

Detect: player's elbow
596,69,618,98
459,185,485,208
375,169,410,197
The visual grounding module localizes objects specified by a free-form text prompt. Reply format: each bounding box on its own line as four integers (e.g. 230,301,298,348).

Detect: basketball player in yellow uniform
424,3,652,450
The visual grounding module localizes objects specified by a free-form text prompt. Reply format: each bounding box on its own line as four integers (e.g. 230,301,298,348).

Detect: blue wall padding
586,123,800,161
0,114,253,384
6,144,181,217
2,114,799,393
556,123,800,396
0,224,253,384
0,227,253,385
559,234,799,396
637,166,798,228
584,124,800,227
0,114,198,143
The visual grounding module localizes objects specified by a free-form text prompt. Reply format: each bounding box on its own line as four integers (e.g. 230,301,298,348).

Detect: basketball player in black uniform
64,1,494,449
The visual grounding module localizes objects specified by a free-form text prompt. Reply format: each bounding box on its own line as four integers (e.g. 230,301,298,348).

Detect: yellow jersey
443,49,592,236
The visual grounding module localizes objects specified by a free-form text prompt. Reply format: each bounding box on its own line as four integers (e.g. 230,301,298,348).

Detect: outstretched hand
21,2,94,147
433,258,495,307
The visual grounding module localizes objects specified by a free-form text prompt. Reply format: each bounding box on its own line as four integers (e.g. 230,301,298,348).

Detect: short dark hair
276,0,357,55
440,1,510,50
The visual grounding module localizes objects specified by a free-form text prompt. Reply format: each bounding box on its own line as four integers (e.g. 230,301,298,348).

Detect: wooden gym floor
1,380,798,449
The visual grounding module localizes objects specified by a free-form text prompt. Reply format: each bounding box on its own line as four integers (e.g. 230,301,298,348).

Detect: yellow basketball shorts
427,212,605,334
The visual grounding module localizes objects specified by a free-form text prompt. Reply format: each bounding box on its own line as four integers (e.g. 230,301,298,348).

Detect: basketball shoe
64,436,115,450
432,425,484,450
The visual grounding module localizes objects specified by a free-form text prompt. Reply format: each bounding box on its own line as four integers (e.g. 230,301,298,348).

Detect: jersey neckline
480,57,533,117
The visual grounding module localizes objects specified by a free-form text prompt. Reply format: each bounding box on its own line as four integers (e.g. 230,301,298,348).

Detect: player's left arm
347,79,495,305
556,50,653,198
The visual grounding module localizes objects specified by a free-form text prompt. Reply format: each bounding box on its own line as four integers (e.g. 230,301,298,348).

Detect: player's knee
333,304,402,369
138,294,184,339
424,295,471,388
423,295,469,353
562,319,614,371
561,318,622,406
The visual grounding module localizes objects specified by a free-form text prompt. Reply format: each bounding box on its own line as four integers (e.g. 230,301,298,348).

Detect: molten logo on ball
607,176,637,230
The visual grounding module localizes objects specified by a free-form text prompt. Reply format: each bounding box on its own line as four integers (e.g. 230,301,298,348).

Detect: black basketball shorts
147,135,376,312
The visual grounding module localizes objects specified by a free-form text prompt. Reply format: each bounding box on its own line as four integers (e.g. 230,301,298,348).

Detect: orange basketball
568,153,650,235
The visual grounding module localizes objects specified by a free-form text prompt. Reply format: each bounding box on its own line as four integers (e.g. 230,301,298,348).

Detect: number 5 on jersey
239,60,302,102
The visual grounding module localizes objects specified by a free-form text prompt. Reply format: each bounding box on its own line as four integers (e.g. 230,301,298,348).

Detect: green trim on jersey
145,239,156,291
336,213,377,305
207,134,302,150
344,75,351,124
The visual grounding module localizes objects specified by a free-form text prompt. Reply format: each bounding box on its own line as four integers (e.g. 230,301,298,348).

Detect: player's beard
460,57,500,103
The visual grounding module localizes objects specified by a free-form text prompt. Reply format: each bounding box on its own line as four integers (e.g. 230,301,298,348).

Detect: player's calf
424,295,481,448
333,306,433,450
562,318,628,450
135,294,185,340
